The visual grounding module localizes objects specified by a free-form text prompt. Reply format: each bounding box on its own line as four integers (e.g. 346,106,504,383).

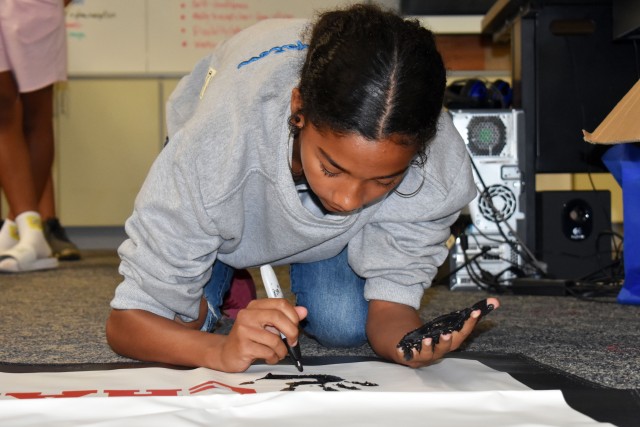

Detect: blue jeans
202,247,369,348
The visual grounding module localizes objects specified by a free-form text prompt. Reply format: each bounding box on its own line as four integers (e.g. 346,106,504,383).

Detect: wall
0,1,622,248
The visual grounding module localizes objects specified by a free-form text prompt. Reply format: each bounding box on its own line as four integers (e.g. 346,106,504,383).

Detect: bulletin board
65,0,354,76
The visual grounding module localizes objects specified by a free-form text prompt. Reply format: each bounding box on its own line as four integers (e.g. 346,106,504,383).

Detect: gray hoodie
111,19,476,322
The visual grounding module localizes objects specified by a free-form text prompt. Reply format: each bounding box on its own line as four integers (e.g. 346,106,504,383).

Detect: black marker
259,265,303,372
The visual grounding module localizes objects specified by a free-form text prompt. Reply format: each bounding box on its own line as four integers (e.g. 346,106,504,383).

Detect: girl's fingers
229,319,289,363
246,299,304,337
400,298,500,367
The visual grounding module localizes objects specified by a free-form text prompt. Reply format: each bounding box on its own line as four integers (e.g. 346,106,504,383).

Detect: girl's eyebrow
318,147,408,180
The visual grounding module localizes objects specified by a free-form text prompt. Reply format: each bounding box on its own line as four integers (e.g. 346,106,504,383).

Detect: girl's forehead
302,125,416,178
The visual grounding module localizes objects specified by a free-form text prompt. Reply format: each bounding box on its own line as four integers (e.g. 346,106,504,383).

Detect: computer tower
449,235,523,291
449,110,526,237
448,110,527,290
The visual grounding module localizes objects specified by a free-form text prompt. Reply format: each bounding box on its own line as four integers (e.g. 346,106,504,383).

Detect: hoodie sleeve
112,124,225,322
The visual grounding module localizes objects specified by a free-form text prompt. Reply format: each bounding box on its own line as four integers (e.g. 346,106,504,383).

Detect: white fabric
0,360,530,398
0,390,614,427
0,360,614,426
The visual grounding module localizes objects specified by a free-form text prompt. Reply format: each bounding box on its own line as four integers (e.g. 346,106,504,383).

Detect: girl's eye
321,162,398,188
320,164,340,177
375,179,397,188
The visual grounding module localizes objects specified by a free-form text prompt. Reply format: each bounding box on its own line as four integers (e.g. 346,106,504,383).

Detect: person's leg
0,71,39,216
38,173,55,220
221,268,256,319
201,262,259,330
201,260,235,332
20,84,54,201
290,247,368,348
0,74,55,271
19,84,79,261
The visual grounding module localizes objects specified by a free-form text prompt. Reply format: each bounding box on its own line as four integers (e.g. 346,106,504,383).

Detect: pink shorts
0,0,67,93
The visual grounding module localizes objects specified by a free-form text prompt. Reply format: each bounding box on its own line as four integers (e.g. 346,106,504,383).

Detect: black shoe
44,218,81,261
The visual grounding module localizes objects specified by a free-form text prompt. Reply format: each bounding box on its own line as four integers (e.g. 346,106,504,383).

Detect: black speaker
536,190,612,281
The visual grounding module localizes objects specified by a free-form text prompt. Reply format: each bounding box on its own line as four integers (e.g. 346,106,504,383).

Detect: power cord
468,156,547,277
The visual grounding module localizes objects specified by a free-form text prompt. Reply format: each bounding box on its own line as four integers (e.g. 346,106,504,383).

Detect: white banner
0,359,614,427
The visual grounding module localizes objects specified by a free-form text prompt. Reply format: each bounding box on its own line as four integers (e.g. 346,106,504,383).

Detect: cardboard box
583,79,640,305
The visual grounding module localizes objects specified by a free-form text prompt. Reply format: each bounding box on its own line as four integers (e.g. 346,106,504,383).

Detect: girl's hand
392,297,500,369
217,299,307,372
367,298,499,369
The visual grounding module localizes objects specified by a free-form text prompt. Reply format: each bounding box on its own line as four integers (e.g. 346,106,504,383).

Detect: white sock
13,211,52,258
0,219,19,251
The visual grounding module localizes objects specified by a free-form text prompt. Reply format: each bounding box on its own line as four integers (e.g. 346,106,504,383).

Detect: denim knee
201,260,234,332
303,305,368,348
291,248,369,348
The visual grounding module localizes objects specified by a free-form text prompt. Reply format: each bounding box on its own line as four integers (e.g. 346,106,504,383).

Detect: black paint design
241,373,379,392
397,299,495,361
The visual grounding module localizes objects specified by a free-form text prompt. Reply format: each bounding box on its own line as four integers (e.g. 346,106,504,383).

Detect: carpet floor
1,250,638,390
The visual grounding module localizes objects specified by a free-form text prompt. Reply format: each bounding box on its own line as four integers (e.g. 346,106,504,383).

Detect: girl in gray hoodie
107,4,499,372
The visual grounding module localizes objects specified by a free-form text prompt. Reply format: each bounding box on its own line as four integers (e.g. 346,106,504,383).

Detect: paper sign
0,360,614,427
0,360,529,399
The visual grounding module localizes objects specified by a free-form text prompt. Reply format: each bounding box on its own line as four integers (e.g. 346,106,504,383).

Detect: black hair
295,4,446,164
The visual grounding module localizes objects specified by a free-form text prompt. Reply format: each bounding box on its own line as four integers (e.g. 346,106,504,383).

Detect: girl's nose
332,182,364,213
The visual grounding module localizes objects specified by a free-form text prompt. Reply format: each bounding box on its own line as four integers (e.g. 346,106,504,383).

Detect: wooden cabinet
54,79,163,226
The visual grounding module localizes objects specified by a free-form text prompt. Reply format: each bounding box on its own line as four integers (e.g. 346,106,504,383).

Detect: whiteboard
65,0,147,75
147,0,354,74
66,0,355,76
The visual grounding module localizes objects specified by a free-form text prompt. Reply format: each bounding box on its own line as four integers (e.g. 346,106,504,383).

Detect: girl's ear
290,88,306,128
290,88,303,116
